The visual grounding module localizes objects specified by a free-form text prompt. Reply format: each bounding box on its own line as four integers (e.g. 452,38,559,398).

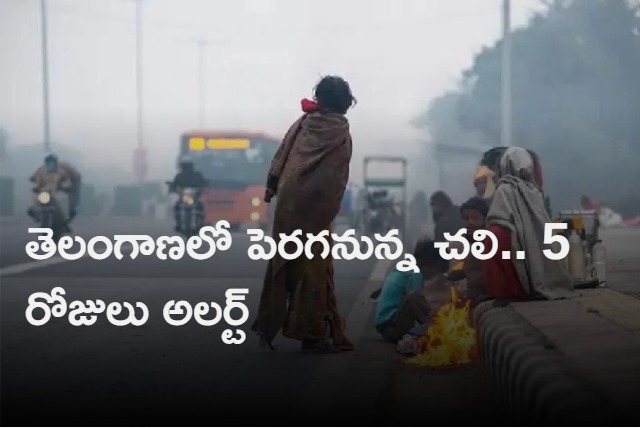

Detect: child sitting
448,196,490,305
374,238,450,343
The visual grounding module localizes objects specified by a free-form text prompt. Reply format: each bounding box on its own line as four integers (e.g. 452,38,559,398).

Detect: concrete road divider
79,183,102,216
140,181,162,200
0,176,15,216
154,202,170,220
111,185,142,216
474,289,637,424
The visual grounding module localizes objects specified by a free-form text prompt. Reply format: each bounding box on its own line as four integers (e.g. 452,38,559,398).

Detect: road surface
2,215,637,425
0,216,495,425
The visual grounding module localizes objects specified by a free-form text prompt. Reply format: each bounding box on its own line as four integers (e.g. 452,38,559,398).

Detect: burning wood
408,286,479,368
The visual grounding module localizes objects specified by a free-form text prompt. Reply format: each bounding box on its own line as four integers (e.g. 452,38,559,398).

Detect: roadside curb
295,259,391,413
473,301,624,424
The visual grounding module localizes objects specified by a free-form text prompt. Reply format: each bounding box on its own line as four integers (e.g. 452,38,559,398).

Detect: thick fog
2,0,545,204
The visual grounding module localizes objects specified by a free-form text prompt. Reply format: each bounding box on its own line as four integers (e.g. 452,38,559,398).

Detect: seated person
430,190,465,243
446,197,490,305
484,147,573,300
170,156,207,232
374,238,450,343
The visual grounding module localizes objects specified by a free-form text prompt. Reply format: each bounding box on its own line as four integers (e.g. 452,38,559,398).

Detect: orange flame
409,286,478,368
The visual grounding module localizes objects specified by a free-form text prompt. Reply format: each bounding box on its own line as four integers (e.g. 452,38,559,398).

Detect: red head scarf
301,98,319,113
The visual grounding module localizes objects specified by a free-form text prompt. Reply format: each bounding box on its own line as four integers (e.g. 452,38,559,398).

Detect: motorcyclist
364,189,397,234
28,153,81,231
169,156,207,232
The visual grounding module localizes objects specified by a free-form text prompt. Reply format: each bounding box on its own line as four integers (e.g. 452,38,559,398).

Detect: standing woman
252,76,356,353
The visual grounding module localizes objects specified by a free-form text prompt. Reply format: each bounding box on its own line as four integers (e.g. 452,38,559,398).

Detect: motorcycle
168,182,204,236
357,189,401,235
32,188,68,243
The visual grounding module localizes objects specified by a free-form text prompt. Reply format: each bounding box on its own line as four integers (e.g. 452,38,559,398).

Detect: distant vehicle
166,182,205,237
178,130,279,230
358,188,402,235
32,188,67,243
358,156,407,240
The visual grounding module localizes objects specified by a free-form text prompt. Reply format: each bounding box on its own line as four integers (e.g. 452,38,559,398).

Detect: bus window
245,148,263,164
180,135,280,185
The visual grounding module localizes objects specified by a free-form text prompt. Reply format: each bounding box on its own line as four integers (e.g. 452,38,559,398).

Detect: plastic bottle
592,240,607,286
568,230,586,280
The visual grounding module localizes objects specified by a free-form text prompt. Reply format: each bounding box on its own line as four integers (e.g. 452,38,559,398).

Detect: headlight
251,197,261,207
181,194,195,205
37,192,51,205
250,212,260,222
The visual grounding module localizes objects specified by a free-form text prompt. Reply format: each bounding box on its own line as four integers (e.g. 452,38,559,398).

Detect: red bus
179,130,280,230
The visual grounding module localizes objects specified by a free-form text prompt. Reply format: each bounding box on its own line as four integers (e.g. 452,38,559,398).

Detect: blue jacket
374,267,424,328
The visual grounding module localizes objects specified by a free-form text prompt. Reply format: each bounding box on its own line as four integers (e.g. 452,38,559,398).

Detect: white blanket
487,148,574,299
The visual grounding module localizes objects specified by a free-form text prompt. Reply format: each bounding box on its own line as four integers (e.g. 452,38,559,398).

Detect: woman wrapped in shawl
252,76,356,353
483,147,574,301
479,146,551,215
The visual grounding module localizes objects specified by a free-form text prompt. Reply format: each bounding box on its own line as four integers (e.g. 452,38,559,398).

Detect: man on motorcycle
28,153,81,231
169,156,207,232
362,189,399,234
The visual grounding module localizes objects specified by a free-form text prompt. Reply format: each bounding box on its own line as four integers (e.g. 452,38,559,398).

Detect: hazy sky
0,0,542,181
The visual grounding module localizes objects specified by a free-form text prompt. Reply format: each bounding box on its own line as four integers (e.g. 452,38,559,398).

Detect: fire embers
409,287,479,369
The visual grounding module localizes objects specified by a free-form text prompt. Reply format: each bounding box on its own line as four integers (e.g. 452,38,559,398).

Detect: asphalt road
3,215,636,426
1,216,406,426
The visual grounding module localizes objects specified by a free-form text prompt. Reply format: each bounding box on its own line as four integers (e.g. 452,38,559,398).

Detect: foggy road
0,216,391,425
2,216,639,425
4,0,640,424
0,217,374,424
0,216,496,425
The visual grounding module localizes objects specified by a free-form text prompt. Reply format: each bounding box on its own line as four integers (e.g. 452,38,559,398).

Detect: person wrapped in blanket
482,147,573,301
479,147,552,216
251,75,357,354
374,239,449,343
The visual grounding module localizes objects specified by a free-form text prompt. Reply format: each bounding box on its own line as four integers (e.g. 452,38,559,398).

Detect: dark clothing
377,292,430,343
171,169,206,231
464,250,489,305
483,225,528,300
173,201,204,231
172,170,207,189
174,200,204,214
252,110,352,349
433,204,465,242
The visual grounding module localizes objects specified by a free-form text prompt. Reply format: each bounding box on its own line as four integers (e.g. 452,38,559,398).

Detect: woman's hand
264,187,275,203
264,174,278,203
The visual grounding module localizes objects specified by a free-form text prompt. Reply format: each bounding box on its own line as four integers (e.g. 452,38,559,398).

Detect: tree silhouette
416,0,640,204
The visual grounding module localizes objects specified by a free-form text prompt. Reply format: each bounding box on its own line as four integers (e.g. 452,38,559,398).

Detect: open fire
409,286,479,368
